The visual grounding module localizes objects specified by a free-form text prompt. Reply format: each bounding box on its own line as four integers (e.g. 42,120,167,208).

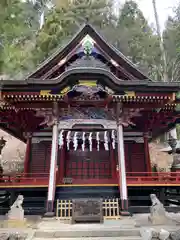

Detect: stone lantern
0,137,6,178
167,134,179,172
168,134,177,154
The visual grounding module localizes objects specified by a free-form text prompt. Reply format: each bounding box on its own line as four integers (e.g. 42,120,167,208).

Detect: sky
117,0,179,31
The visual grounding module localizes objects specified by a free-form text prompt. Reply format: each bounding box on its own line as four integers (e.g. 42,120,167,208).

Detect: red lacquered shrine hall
1,24,180,216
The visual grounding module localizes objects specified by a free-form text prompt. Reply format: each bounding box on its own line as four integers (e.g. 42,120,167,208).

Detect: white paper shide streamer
104,131,109,151
58,130,64,149
82,132,86,152
59,130,113,151
89,132,93,151
73,132,78,151
111,130,115,150
96,132,100,151
66,131,71,150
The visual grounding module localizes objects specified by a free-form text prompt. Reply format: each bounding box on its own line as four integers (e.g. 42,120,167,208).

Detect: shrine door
65,146,111,180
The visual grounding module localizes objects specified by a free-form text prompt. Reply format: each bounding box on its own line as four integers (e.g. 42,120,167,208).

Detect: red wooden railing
0,173,49,186
126,172,180,185
0,172,179,187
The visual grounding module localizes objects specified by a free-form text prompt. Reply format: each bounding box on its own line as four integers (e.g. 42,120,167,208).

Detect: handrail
126,172,180,184
0,172,49,186
126,172,180,175
0,172,179,186
0,173,49,179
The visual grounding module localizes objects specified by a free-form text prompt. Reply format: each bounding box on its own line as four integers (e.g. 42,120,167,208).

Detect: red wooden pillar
46,121,58,215
46,102,59,215
24,137,31,174
117,123,129,215
144,133,151,174
110,140,116,180
59,144,66,183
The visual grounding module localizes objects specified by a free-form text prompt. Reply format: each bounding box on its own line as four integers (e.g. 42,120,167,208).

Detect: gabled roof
27,24,150,81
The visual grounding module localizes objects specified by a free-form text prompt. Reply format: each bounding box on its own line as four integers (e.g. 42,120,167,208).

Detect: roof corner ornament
0,91,6,108
82,35,95,56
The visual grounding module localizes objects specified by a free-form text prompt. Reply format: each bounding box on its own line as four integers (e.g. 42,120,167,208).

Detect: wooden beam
40,43,81,80
4,101,175,110
95,44,137,80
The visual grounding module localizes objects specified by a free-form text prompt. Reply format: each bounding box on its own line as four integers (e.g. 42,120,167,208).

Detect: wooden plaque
72,198,103,224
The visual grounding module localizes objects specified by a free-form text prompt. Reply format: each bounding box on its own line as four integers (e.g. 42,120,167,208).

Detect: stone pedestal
5,219,27,228
170,229,180,240
8,207,24,221
148,194,168,225
6,194,26,227
6,207,27,228
148,214,167,225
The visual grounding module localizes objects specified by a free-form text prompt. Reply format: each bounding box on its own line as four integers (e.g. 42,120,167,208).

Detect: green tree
0,0,163,80
0,0,40,76
31,0,115,65
162,4,180,138
163,14,180,82
115,1,161,79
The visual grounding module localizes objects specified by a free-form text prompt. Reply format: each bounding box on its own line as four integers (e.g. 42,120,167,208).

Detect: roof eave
0,126,26,143
25,24,151,81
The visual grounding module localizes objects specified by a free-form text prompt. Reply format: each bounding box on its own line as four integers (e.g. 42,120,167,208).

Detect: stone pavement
33,214,180,239
34,220,141,238
1,214,180,239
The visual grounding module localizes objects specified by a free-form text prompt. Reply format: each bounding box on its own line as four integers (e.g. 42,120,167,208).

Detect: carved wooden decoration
72,198,103,224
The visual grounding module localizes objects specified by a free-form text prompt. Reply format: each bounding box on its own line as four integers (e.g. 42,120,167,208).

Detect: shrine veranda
1,24,180,217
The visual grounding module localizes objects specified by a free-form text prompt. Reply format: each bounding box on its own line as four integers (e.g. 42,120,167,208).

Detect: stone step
33,238,142,240
34,229,141,238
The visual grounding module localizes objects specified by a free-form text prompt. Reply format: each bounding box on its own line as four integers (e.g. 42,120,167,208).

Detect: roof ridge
26,23,151,81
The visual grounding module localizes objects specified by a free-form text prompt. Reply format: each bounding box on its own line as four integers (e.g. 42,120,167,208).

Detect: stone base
120,210,131,216
4,219,27,228
35,228,141,238
120,199,130,216
148,215,168,225
7,208,24,221
72,198,103,224
44,212,55,218
0,232,28,240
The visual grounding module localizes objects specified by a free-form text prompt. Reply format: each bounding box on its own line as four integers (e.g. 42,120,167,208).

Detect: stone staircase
32,219,142,240
33,236,142,239
34,229,141,239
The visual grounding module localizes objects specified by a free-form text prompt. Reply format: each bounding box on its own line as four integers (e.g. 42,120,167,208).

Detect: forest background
1,0,180,137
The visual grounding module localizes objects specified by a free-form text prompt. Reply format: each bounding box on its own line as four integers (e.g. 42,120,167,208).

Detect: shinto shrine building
1,24,180,217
